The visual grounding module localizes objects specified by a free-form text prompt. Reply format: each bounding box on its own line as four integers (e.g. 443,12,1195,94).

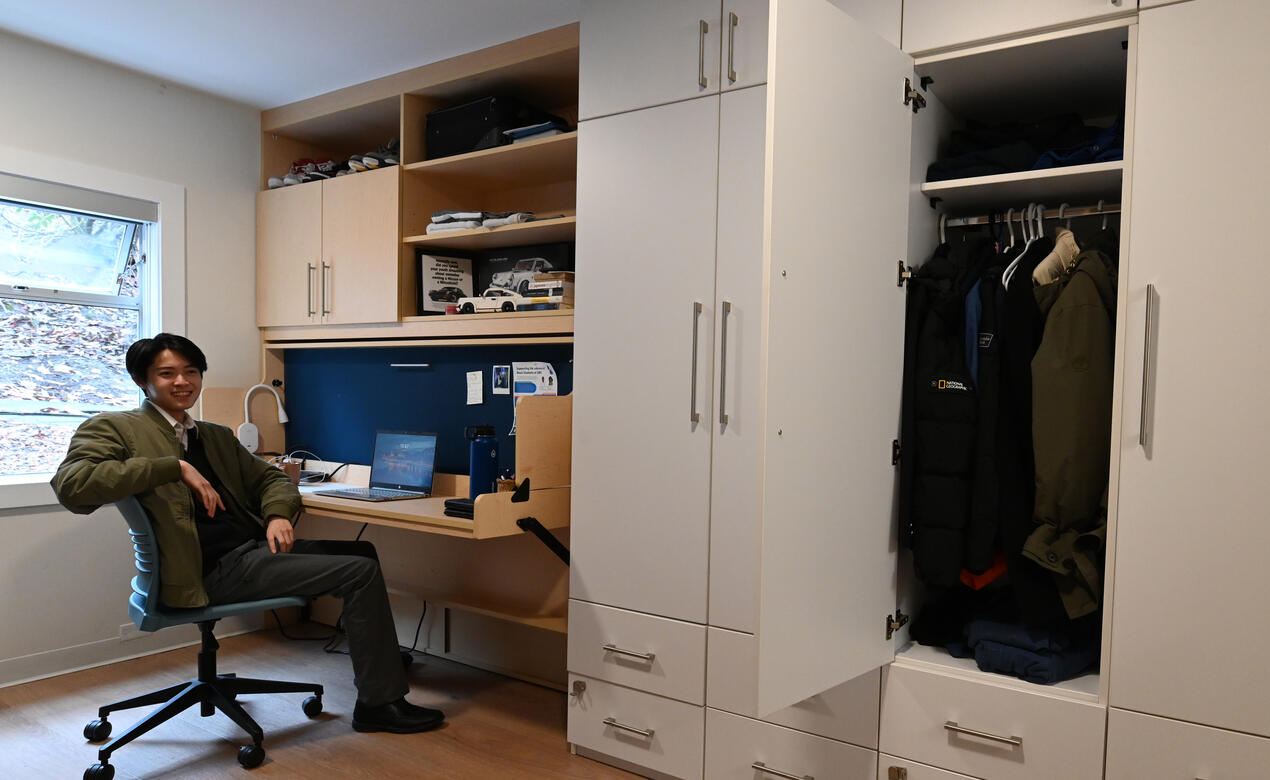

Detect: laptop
313,431,437,501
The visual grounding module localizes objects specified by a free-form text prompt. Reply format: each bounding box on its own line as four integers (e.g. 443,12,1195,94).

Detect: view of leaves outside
0,200,142,476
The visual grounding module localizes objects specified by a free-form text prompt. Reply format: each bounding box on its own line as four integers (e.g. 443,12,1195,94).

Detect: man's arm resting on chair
50,415,182,513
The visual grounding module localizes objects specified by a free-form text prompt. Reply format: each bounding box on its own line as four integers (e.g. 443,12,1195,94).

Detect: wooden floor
0,629,637,779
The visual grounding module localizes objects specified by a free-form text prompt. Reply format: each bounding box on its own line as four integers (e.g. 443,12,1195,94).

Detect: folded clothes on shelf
482,212,534,228
432,210,489,223
425,220,483,234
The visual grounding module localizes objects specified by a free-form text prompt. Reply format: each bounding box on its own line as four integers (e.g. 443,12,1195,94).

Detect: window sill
0,475,58,510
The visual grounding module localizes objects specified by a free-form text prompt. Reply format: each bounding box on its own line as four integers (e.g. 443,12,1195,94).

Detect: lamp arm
243,384,289,424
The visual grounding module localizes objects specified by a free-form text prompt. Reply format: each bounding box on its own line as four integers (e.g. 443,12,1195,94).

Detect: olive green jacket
50,400,300,608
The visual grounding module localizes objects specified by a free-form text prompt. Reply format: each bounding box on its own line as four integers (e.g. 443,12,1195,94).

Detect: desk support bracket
516,516,569,565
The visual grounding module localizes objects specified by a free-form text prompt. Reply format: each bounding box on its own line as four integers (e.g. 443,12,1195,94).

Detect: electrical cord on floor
271,608,338,642
402,602,428,656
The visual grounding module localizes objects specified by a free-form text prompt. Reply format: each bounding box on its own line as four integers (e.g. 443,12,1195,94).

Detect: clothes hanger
1058,203,1071,230
1097,199,1108,230
939,214,947,245
1003,203,1036,290
1004,207,1015,253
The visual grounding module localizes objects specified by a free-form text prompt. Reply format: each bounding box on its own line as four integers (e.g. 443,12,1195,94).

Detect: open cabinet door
757,0,912,715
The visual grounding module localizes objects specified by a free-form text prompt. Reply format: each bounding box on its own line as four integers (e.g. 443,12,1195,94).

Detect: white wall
0,30,262,685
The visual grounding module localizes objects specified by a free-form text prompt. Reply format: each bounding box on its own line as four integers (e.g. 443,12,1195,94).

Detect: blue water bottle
466,425,498,500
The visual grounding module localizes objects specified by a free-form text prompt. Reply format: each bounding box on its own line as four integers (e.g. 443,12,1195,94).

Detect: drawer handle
602,643,656,662
752,760,813,780
603,716,654,739
944,720,1023,747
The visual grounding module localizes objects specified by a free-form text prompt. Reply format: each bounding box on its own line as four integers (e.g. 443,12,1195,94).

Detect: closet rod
945,202,1121,228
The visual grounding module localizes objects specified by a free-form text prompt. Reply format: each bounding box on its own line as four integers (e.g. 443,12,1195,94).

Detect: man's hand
266,516,295,554
179,460,225,517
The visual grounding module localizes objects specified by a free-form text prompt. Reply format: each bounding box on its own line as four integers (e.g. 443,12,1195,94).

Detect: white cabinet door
1109,0,1270,738
756,0,912,715
571,97,720,623
901,0,1129,54
579,0,722,120
1105,708,1270,780
721,0,769,92
709,84,767,634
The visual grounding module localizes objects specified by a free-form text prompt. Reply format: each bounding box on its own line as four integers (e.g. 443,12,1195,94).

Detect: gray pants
203,539,409,708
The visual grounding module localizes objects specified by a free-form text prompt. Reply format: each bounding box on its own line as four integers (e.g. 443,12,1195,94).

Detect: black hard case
425,96,562,160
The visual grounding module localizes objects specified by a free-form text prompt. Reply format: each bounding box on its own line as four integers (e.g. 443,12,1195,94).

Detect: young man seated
51,332,443,734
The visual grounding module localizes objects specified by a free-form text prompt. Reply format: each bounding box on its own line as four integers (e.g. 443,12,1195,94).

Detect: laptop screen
368,431,437,493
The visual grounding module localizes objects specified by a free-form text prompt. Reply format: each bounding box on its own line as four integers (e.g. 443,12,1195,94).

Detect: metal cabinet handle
690,301,703,422
727,12,739,82
602,643,655,662
320,261,332,316
752,761,812,780
603,716,654,739
1140,284,1158,449
944,721,1023,747
698,19,709,89
719,300,732,424
306,262,316,317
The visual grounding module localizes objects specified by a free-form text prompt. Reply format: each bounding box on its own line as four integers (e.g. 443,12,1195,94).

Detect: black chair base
83,620,323,779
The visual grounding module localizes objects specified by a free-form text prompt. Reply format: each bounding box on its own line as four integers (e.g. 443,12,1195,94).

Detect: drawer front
568,674,705,780
878,755,978,780
1106,707,1270,780
569,599,707,704
706,708,876,780
707,627,879,747
879,663,1105,780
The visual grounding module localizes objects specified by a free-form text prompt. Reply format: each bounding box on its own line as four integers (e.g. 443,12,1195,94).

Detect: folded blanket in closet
959,619,1099,685
482,212,534,228
425,220,483,234
431,210,488,223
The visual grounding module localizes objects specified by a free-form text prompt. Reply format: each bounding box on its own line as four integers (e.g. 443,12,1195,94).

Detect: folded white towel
425,220,483,234
432,210,487,223
482,212,534,228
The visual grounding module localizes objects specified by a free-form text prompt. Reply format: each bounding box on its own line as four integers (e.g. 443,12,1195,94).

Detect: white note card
466,370,483,405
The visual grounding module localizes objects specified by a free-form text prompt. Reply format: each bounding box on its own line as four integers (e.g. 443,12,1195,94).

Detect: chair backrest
114,495,166,632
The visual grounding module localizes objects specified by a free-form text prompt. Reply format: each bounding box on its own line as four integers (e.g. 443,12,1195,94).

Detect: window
0,198,153,477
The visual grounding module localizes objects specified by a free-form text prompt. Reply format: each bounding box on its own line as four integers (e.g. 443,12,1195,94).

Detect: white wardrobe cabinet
901,0,1131,54
1104,708,1270,780
1108,0,1270,740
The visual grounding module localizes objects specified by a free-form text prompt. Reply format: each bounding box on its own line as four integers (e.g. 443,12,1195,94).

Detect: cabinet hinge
892,439,901,466
886,609,909,640
903,78,927,114
897,260,913,287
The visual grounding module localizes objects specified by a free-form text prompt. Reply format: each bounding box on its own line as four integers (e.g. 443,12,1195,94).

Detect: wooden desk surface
300,485,570,540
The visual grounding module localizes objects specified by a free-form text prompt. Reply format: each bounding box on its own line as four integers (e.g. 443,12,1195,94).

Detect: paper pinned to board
510,361,558,434
466,370,483,405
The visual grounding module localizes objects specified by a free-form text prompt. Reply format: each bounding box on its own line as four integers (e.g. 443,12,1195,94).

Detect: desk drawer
707,627,879,748
1105,707,1270,779
706,708,876,779
879,663,1105,780
878,755,978,780
569,599,706,704
568,674,705,780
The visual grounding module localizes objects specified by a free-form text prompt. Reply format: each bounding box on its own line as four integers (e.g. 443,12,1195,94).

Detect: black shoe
352,697,445,734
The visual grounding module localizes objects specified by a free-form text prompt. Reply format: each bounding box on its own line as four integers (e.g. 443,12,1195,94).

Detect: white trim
0,143,185,508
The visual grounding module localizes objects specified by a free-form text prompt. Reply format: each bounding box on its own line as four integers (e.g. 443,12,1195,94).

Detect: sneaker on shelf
267,176,285,189
361,138,400,169
348,156,370,173
282,172,305,186
289,158,316,176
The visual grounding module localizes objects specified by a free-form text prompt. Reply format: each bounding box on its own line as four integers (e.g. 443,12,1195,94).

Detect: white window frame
0,144,185,508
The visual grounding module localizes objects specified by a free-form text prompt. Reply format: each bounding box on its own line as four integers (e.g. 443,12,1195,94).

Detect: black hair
125,333,208,384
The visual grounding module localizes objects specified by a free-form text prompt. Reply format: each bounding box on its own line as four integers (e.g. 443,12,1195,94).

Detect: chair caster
84,762,115,779
400,650,413,669
238,744,265,769
83,718,112,742
302,695,323,717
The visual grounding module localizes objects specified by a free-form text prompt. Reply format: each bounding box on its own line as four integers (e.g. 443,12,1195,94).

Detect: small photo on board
492,365,511,395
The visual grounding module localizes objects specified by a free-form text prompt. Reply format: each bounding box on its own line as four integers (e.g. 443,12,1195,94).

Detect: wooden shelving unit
403,131,577,183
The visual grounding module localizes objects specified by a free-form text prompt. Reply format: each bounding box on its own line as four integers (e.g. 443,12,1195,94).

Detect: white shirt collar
153,404,195,448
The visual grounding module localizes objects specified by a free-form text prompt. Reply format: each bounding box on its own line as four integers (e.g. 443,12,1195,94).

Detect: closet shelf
921,161,1123,212
404,215,577,251
403,131,577,185
261,309,573,348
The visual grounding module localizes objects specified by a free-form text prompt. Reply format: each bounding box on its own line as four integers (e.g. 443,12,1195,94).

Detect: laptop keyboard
335,487,422,499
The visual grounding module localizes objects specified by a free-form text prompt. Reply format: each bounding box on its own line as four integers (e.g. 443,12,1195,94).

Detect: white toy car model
491,257,554,293
456,287,527,314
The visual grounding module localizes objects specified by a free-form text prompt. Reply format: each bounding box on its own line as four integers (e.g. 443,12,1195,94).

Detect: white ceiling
0,0,581,109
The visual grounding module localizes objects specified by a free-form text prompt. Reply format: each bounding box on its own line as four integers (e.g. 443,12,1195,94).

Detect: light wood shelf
920,160,1123,212
262,309,573,347
403,131,577,185
404,215,577,250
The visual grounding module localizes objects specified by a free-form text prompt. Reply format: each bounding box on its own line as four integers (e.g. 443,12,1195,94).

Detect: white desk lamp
237,384,289,453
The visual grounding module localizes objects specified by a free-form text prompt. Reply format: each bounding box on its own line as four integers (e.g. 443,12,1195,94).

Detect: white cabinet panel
1105,708,1270,780
579,0,722,120
757,0,912,715
709,84,767,634
832,0,903,48
568,674,706,780
902,0,1129,54
1109,0,1270,737
705,708,877,779
569,600,707,705
721,0,769,91
571,97,719,623
707,627,879,748
879,663,1106,780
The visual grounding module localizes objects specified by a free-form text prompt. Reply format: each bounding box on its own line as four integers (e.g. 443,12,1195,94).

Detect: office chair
82,496,324,779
